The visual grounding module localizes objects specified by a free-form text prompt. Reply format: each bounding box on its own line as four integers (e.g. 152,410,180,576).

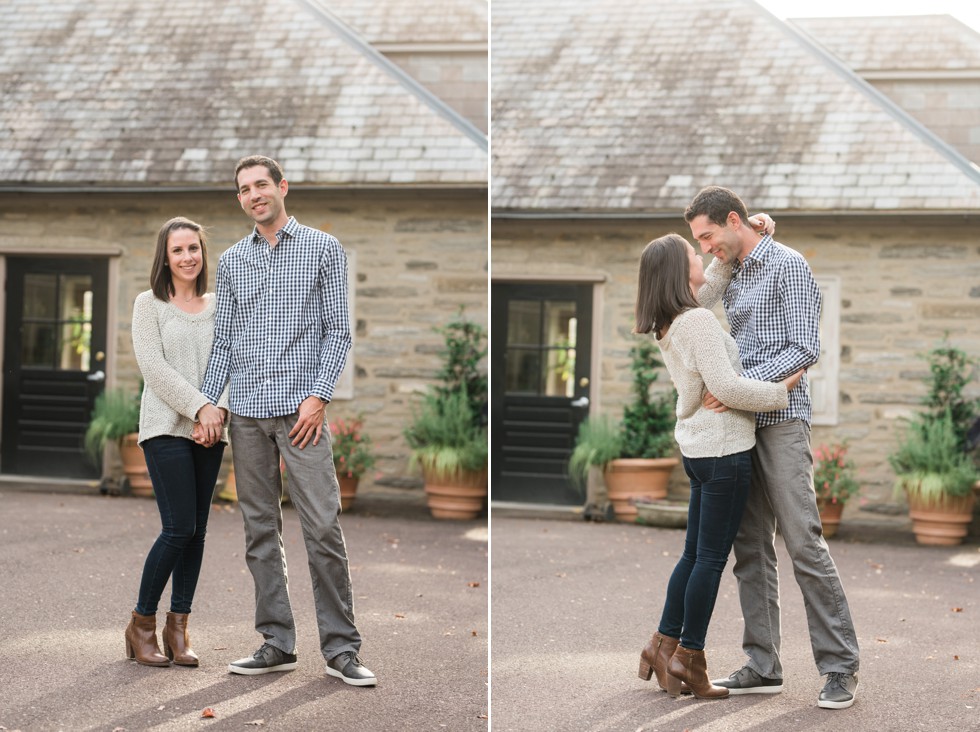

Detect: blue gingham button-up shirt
724,235,822,428
201,217,351,418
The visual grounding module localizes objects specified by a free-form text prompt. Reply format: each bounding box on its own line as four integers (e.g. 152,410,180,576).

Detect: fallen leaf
875,638,888,643
394,613,405,619
212,646,228,650
952,607,963,612
477,714,488,719
471,630,478,636
467,582,480,588
201,708,216,718
954,655,960,661
73,548,85,553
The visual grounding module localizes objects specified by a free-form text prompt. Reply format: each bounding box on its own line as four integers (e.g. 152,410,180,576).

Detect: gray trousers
229,412,361,661
732,419,859,678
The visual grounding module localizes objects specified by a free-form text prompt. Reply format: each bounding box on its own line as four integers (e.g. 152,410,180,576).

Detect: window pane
544,346,576,397
23,274,57,318
506,300,540,346
505,349,540,394
21,323,57,368
59,276,93,371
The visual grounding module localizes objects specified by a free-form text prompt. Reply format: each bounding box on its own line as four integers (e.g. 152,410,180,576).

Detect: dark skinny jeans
658,450,751,651
135,436,225,615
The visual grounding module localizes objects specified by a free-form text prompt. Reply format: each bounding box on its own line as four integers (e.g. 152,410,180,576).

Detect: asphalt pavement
491,513,980,732
0,485,488,732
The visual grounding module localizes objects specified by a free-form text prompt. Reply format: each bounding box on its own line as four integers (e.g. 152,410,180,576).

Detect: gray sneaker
228,643,298,675
818,672,858,709
712,666,783,695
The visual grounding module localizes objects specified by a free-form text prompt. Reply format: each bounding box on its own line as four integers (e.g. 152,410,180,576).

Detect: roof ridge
754,1,980,185
298,0,487,152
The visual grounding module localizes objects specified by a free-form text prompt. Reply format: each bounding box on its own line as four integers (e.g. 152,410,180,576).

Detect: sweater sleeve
131,293,211,421
680,309,789,413
697,258,732,309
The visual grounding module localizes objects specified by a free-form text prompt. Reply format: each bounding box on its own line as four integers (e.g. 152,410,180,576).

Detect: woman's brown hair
149,217,209,302
634,233,699,336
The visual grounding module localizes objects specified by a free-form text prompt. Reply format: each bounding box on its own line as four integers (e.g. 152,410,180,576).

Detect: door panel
2,257,109,477
492,283,592,504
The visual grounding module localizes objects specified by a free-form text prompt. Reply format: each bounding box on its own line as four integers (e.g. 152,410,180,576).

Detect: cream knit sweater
131,290,229,445
655,308,788,458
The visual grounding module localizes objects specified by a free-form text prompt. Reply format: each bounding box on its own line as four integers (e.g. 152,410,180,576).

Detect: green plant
330,415,376,479
405,386,488,479
922,339,979,456
84,387,140,463
813,442,860,506
568,415,622,488
404,309,488,481
889,409,977,500
619,340,676,459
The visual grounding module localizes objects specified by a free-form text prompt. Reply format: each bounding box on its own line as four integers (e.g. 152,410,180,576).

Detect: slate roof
791,15,980,73
327,0,487,44
0,0,486,188
491,0,980,213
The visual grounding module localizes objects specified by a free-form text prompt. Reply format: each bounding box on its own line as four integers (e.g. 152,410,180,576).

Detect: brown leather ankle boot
667,646,729,699
125,611,169,667
638,631,687,697
162,612,199,667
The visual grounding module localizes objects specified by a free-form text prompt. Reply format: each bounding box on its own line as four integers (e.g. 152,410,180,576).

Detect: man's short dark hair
684,186,750,227
234,155,284,190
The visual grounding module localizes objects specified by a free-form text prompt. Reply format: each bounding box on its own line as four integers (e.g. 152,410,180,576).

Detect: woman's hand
748,212,775,236
782,369,804,393
195,403,224,446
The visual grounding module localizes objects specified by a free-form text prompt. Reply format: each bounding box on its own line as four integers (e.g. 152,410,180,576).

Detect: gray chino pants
229,412,361,662
732,419,859,678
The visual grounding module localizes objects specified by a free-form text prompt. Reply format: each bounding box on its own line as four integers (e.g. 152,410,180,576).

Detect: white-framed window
333,249,356,401
811,275,840,426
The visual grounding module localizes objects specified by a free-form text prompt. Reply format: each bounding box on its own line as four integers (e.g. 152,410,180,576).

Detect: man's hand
289,396,326,449
702,390,729,413
195,404,225,446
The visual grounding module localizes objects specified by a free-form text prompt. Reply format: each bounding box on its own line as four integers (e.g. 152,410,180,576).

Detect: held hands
288,396,326,449
748,212,775,236
192,404,227,447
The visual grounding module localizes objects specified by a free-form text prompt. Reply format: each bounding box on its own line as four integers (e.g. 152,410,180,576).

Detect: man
686,186,859,709
198,155,376,687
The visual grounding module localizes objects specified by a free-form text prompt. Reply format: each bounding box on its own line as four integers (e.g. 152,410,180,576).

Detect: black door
491,283,593,504
2,257,109,477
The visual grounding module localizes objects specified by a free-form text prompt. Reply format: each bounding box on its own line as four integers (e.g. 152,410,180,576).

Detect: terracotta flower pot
817,499,844,539
338,475,359,511
423,468,488,520
604,458,679,522
119,433,153,498
907,492,976,546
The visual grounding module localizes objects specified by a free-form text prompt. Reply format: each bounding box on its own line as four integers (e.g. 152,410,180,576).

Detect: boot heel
125,637,135,659
638,659,653,681
662,671,682,697
162,639,174,661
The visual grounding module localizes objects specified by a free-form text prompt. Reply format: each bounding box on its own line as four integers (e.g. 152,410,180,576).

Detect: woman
634,232,803,699
125,217,228,667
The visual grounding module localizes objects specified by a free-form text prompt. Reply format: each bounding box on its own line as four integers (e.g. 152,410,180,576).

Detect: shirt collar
249,216,298,246
733,234,774,274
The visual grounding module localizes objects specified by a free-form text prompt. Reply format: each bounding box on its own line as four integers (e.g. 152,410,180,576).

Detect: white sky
754,0,980,34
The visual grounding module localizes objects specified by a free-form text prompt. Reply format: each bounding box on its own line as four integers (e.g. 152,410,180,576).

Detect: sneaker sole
720,684,783,695
817,694,856,709
227,661,298,676
325,666,377,686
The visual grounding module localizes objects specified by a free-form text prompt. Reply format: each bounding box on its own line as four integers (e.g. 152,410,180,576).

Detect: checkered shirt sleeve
201,217,352,418
724,236,821,427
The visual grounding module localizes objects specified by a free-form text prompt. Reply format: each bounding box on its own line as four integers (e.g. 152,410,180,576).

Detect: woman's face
686,240,705,291
167,227,203,287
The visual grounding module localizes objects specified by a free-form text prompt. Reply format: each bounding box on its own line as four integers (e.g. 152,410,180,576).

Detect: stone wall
0,188,488,486
492,213,980,506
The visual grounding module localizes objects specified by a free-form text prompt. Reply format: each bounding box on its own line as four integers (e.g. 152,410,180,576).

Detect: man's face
236,165,287,227
688,213,741,264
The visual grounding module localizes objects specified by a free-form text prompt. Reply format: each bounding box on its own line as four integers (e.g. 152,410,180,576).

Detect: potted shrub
404,309,488,520
570,340,679,522
812,442,859,538
888,340,979,546
84,387,152,497
331,415,377,511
